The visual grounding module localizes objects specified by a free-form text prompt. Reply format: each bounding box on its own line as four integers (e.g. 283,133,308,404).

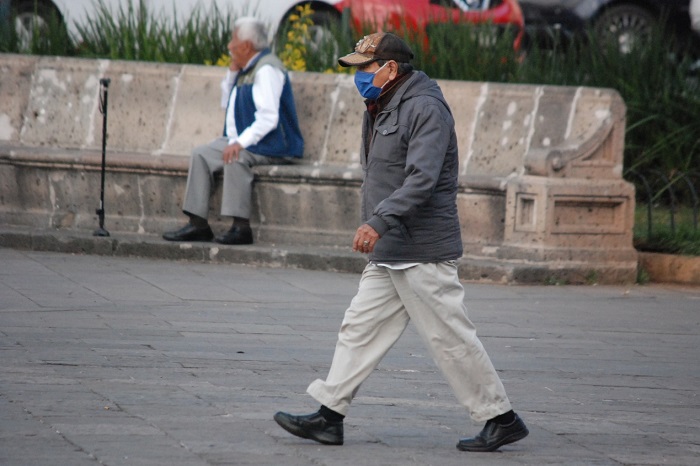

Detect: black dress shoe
457,414,528,452
162,224,213,242
214,225,253,245
273,411,343,445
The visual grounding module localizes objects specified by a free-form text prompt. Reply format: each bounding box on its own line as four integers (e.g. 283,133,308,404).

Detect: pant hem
306,380,350,416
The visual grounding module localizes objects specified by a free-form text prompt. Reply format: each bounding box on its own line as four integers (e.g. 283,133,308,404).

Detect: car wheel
13,0,64,52
593,4,656,54
276,7,341,71
306,10,341,64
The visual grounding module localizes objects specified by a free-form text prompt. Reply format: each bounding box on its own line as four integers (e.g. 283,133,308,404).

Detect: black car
519,0,696,52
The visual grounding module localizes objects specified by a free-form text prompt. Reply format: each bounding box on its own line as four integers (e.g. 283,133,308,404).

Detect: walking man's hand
353,224,379,253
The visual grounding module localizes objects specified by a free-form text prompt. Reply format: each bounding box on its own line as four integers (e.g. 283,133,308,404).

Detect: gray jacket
362,71,463,263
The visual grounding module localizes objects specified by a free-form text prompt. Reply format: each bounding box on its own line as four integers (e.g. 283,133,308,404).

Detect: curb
0,227,368,275
638,252,700,286
1,227,698,286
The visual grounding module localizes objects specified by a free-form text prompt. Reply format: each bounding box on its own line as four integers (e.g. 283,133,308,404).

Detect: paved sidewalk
1,248,699,466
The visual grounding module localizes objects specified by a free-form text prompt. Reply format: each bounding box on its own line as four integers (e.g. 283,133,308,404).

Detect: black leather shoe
162,224,213,242
273,411,343,445
457,414,528,452
214,225,253,245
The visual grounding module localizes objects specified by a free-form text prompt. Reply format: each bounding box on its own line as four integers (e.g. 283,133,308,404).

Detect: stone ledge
0,147,364,184
638,252,700,285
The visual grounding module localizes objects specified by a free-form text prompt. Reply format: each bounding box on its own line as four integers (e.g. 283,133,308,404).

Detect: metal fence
626,170,699,240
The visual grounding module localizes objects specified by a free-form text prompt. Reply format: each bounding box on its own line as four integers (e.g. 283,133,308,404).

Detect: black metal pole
94,78,111,237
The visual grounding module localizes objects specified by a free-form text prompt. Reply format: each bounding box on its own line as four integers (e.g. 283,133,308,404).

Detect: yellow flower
216,55,231,67
280,4,315,71
205,53,231,68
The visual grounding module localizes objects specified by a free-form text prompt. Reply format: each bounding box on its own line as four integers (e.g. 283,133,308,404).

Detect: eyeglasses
355,35,380,54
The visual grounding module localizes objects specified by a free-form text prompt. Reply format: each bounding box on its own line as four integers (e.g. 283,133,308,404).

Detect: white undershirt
373,262,419,270
221,53,285,149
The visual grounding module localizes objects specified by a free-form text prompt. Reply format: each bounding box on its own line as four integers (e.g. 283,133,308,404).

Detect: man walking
273,32,528,452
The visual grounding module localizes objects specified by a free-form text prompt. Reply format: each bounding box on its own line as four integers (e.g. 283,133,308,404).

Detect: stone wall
0,53,637,283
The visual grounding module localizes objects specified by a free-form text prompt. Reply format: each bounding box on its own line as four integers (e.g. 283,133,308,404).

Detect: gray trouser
307,262,512,422
182,137,279,219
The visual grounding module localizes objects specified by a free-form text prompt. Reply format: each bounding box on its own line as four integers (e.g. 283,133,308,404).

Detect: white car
691,0,700,34
11,0,333,42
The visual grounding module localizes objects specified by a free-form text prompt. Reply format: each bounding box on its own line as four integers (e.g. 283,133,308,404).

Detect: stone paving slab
1,248,699,465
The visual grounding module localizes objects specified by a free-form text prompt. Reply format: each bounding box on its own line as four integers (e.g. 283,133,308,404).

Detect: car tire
310,11,340,56
593,4,656,54
13,0,65,51
276,6,341,70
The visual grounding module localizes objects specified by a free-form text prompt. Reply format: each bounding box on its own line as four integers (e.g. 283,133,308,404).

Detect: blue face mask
354,63,389,100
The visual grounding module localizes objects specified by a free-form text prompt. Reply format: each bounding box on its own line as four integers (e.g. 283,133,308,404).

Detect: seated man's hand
223,142,243,164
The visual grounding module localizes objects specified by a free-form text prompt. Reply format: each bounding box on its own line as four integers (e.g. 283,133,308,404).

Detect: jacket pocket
371,124,403,162
375,124,399,137
399,223,413,242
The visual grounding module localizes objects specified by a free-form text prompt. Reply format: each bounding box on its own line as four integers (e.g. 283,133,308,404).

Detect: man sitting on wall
163,16,304,245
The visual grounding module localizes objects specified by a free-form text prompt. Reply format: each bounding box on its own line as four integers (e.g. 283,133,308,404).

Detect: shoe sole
213,238,253,245
163,237,213,242
162,233,213,242
273,413,343,446
456,427,529,452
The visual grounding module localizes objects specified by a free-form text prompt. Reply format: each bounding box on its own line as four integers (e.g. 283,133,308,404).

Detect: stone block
434,79,480,175
638,252,700,285
101,60,181,153
162,65,225,156
21,56,102,149
503,175,636,261
291,72,364,165
0,54,37,143
457,189,506,251
466,83,535,177
255,181,360,246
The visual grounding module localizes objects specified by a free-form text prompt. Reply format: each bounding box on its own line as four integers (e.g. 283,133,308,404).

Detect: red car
304,0,525,50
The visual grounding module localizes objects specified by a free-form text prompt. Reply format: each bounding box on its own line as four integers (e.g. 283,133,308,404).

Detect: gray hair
234,17,269,51
376,59,414,75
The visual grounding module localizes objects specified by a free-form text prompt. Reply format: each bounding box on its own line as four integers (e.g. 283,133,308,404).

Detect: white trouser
307,262,512,422
182,137,278,219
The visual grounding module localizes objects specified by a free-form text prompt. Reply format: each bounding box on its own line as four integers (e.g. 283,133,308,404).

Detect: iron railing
626,170,699,240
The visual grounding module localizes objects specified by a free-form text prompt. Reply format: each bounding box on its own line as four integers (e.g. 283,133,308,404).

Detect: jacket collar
240,48,270,75
376,71,422,114
376,71,413,112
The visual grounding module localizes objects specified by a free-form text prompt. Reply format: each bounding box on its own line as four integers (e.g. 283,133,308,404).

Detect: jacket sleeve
367,97,452,236
221,69,236,110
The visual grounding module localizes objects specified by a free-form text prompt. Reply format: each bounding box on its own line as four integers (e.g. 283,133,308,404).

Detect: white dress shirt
221,53,286,149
